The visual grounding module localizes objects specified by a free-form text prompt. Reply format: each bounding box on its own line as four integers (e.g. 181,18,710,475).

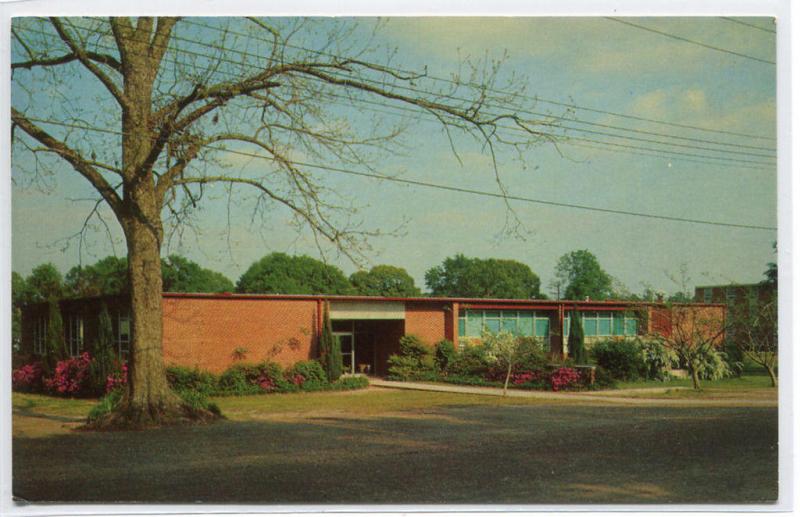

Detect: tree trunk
766,365,777,387
503,362,512,396
119,216,182,424
689,365,701,390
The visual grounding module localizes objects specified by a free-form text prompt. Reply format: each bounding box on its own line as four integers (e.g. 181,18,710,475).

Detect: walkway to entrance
368,379,776,407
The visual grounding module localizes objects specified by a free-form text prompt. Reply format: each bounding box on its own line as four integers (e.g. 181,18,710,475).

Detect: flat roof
160,292,725,308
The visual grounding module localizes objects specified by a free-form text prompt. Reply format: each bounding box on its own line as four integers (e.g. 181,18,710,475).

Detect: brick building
20,293,725,375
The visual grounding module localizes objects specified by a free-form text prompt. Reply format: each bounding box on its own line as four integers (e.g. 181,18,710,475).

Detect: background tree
90,302,118,393
161,255,234,293
349,265,420,297
652,304,727,390
554,250,612,300
728,292,778,386
65,256,129,297
318,303,341,381
11,272,28,352
763,241,777,288
237,253,352,295
44,300,65,371
12,17,558,425
23,263,64,304
425,254,541,299
567,307,586,363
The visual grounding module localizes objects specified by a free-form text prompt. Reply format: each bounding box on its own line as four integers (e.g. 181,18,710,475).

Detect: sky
10,16,777,297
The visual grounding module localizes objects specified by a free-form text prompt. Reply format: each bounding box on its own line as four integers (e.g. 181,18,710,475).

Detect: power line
720,17,776,34
177,17,778,142
15,23,777,167
606,17,776,65
13,24,776,170
26,16,773,143
16,116,777,231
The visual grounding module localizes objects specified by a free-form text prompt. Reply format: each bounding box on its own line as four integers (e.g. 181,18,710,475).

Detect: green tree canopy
350,265,421,297
554,250,613,301
236,253,353,295
65,256,128,297
424,254,541,299
161,255,234,293
23,263,64,303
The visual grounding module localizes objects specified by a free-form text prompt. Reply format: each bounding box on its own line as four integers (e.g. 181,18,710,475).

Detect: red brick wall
162,297,318,373
404,301,448,347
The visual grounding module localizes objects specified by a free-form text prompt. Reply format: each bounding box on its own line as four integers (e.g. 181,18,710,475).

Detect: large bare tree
11,16,559,425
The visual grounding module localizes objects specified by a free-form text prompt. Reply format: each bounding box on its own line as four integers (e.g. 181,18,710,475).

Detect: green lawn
613,373,775,391
12,388,778,504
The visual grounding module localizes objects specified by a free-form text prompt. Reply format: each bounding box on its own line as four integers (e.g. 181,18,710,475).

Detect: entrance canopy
330,300,405,320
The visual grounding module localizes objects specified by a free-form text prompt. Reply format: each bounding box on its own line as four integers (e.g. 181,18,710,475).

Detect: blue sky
11,17,777,296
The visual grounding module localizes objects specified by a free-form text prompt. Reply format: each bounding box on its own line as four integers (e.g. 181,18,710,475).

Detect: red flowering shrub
549,367,581,392
290,373,305,386
511,370,547,385
105,363,128,394
44,352,94,396
256,374,275,391
12,362,44,392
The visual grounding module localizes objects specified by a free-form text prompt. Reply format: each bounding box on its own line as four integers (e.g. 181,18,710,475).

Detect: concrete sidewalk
368,378,776,407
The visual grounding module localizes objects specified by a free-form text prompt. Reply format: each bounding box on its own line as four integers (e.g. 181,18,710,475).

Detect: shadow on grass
13,404,778,505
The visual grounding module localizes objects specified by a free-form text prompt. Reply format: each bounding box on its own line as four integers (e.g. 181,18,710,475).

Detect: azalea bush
105,363,128,394
549,367,581,392
43,352,94,396
12,361,44,392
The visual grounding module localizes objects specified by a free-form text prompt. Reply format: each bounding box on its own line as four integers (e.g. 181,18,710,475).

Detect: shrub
287,360,327,384
105,363,128,394
87,389,123,422
218,361,287,394
176,389,221,416
166,366,218,396
591,340,646,381
448,342,492,377
516,337,549,371
567,308,587,364
44,352,94,396
691,346,732,381
331,376,369,390
639,338,679,381
723,339,745,377
387,335,435,380
319,303,342,381
12,361,44,392
549,367,581,392
592,366,617,389
434,340,456,372
89,303,117,395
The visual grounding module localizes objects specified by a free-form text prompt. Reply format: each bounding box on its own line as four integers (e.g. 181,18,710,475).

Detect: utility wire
720,17,776,34
32,16,775,143
17,116,778,231
177,17,778,141
14,23,777,166
606,17,776,65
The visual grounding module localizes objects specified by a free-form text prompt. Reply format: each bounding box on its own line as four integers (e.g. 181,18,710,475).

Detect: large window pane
518,312,534,336
458,317,465,336
598,314,612,336
625,317,638,335
485,318,501,333
563,316,570,337
502,317,517,334
535,318,549,337
466,311,483,336
582,312,597,336
613,313,625,335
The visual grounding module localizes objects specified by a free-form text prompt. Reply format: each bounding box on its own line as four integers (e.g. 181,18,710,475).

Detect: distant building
694,283,775,306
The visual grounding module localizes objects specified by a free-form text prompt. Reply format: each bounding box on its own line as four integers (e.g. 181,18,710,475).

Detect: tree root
82,396,223,431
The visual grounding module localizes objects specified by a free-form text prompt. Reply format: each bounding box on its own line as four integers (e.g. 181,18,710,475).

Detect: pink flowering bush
290,373,305,386
44,352,93,396
105,363,128,394
549,367,581,392
256,374,275,391
511,370,547,385
12,362,44,392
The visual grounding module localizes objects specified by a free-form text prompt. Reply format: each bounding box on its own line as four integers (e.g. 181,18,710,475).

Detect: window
726,287,737,304
458,310,551,338
32,317,47,355
703,288,713,303
564,311,638,338
66,315,84,357
117,312,131,361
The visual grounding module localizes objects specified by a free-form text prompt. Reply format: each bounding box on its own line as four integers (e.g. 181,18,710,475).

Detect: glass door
334,333,355,375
